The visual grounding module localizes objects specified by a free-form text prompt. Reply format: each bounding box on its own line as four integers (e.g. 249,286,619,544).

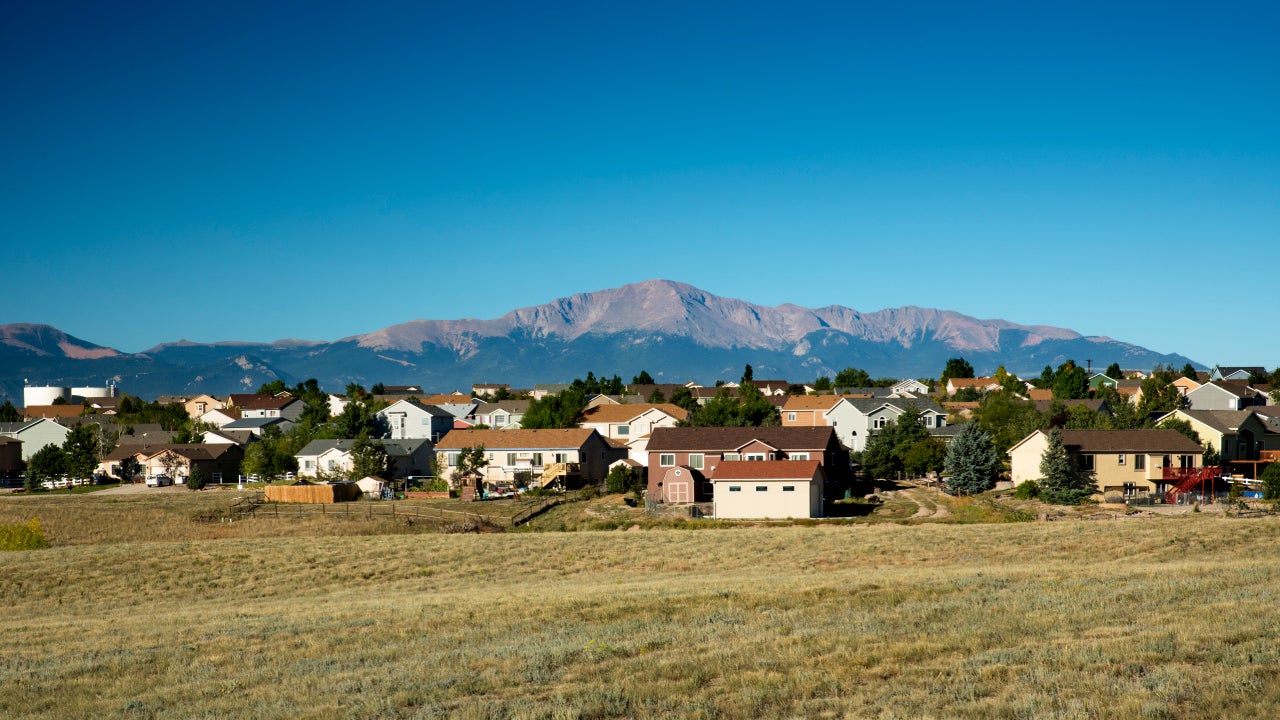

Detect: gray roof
391,399,455,417
647,426,838,452
297,438,431,458
224,417,291,430
434,403,478,419
846,397,947,414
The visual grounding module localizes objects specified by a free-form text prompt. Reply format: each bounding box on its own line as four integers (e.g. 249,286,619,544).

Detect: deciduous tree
940,357,976,385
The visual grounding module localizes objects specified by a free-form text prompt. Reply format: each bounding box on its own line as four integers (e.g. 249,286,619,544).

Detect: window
422,417,430,425
689,454,704,470
494,414,506,427
1118,453,1126,466
659,454,675,467
1162,455,1171,468
447,452,459,466
1079,455,1095,471
745,453,767,461
616,425,630,436
1135,454,1145,470
874,417,888,429
790,453,809,461
787,412,796,422
507,453,517,466
554,453,569,464
1180,455,1194,469
723,453,741,461
782,485,796,492
1123,482,1136,498
728,485,742,492
756,486,768,492
532,453,543,466
923,415,934,428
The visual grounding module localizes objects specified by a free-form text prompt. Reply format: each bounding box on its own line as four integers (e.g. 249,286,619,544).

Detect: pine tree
1038,429,1093,504
944,423,1001,495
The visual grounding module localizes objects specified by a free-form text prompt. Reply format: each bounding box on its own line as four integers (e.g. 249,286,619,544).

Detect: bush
187,465,208,491
0,518,49,551
1012,480,1040,500
1262,463,1280,501
426,477,449,492
605,464,641,495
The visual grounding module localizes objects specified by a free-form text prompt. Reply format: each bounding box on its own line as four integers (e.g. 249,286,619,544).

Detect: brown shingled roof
580,403,689,423
710,460,822,480
436,428,600,450
1059,430,1203,454
647,426,836,452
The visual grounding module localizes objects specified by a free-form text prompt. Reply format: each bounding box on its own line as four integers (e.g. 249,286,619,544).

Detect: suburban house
711,460,825,519
0,437,21,476
295,438,435,480
377,399,454,442
1088,374,1119,391
841,398,952,452
1172,376,1202,397
1211,366,1265,382
891,379,930,396
945,377,1000,395
1185,381,1267,411
182,394,223,419
470,400,530,429
97,443,245,484
1033,399,1113,418
434,428,622,489
228,395,304,422
1008,429,1205,499
1158,409,1280,475
198,407,241,428
0,418,70,461
578,403,689,442
471,383,509,397
222,416,295,436
200,429,257,446
746,380,791,396
780,395,866,452
645,426,849,502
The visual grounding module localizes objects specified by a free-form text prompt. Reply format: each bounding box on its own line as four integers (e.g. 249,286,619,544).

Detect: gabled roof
579,403,689,424
297,438,431,458
845,397,947,415
710,459,823,481
1197,380,1264,400
23,404,86,419
227,394,296,410
782,395,846,412
473,400,531,414
1059,429,1203,454
435,428,602,450
647,426,836,452
382,398,455,417
1166,409,1261,435
224,417,291,430
417,393,476,406
141,444,237,462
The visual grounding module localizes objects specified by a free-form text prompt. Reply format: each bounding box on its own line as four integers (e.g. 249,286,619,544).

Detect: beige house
183,394,223,419
1008,429,1204,498
711,460,824,519
435,428,623,489
578,403,688,442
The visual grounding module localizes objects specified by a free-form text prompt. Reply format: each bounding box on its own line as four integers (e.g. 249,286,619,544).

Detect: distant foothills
0,279,1204,401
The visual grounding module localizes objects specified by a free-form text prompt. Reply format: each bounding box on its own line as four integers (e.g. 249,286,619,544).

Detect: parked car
146,475,173,487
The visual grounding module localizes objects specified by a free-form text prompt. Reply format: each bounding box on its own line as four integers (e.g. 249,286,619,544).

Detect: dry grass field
2,490,1279,718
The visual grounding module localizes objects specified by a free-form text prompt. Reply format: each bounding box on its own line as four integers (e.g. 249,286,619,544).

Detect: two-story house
645,426,849,503
470,400,530,429
1008,429,1205,499
377,399,454,442
434,428,622,489
1185,381,1266,411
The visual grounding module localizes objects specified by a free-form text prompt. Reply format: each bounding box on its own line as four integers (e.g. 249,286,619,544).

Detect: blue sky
3,1,1277,367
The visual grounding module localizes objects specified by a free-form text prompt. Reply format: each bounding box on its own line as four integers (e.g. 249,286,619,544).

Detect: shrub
426,477,449,492
1262,463,1280,501
0,518,49,551
1012,480,1040,500
187,465,208,491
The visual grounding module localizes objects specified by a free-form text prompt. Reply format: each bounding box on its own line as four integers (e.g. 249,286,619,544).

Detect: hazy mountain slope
0,281,1199,399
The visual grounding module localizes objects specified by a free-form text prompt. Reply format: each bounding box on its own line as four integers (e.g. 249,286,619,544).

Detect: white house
711,460,824,519
377,399,454,442
578,403,689,442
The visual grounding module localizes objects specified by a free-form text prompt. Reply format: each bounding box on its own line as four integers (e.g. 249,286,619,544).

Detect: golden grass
3,492,1280,718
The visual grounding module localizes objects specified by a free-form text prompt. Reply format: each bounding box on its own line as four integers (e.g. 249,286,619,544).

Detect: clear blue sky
3,1,1277,367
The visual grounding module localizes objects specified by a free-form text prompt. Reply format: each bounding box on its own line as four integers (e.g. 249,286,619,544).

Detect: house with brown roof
22,404,85,420
945,377,1001,396
645,426,848,502
1158,409,1280,475
434,428,622,489
710,460,824,519
226,394,303,422
1008,429,1204,499
579,403,688,441
99,443,244,485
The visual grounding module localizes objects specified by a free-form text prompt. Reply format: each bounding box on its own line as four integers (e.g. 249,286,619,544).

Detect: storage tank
24,386,71,406
72,386,115,399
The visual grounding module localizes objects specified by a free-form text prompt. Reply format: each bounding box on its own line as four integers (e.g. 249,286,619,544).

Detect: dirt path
892,486,952,520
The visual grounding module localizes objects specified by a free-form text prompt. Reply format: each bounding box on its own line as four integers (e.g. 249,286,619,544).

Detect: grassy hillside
2,492,1278,718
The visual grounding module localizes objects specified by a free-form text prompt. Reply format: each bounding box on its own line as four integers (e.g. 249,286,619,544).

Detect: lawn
2,490,1279,718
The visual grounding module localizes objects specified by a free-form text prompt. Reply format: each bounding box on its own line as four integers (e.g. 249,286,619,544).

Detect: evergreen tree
632,370,654,385
27,444,68,487
1179,363,1197,379
944,422,1001,495
0,400,19,422
1106,362,1125,380
812,376,833,392
647,388,666,403
1038,429,1094,504
741,364,753,385
1262,462,1280,500
187,464,208,491
669,386,699,414
834,367,873,389
940,357,976,384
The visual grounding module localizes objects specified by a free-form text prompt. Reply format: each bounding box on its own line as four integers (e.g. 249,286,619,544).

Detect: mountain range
0,279,1197,401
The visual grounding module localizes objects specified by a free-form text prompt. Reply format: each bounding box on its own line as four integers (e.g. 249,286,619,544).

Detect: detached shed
265,482,361,504
355,476,388,499
711,460,824,519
